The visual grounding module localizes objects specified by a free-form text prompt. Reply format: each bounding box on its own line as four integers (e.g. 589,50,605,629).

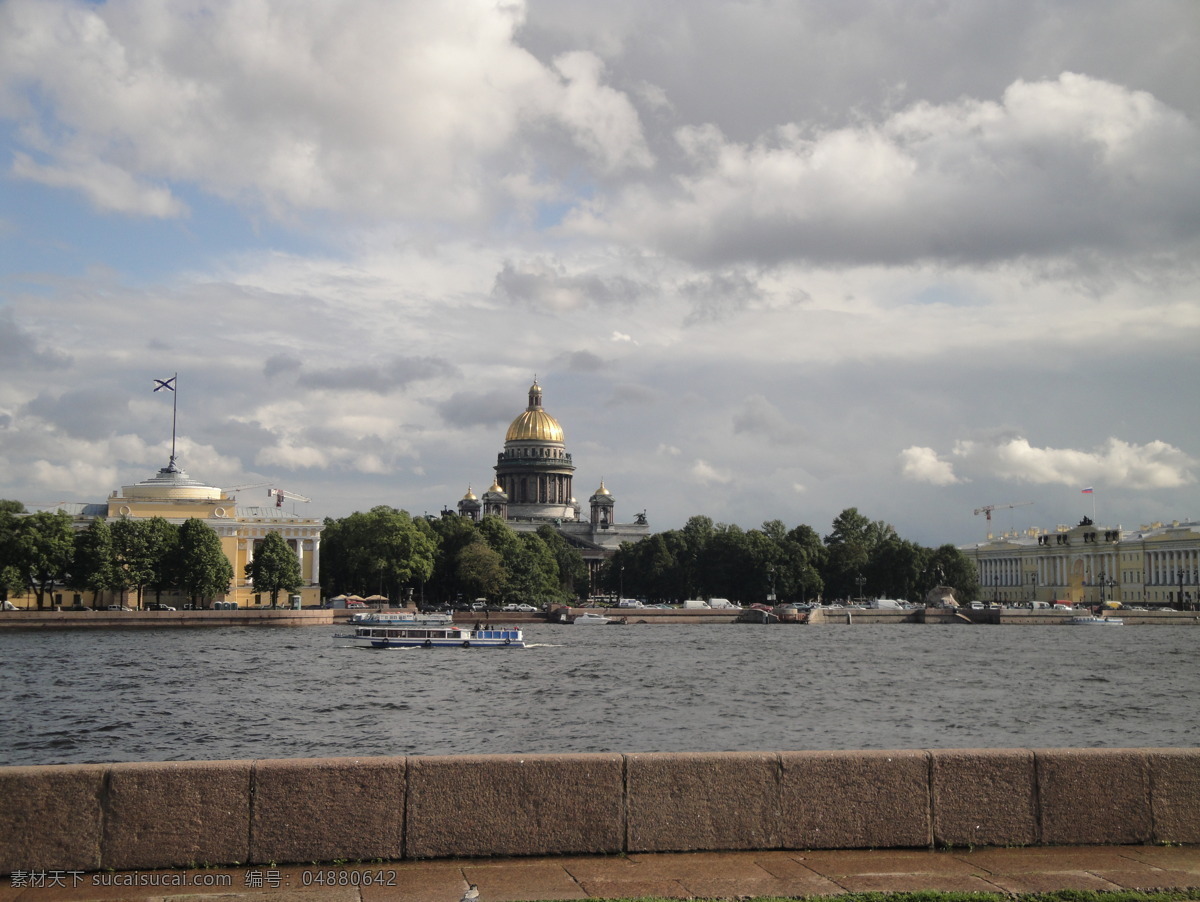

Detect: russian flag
1081,487,1094,494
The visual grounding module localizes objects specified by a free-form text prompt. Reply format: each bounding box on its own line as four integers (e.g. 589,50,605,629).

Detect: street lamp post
854,574,865,604
1178,568,1186,610
767,565,776,604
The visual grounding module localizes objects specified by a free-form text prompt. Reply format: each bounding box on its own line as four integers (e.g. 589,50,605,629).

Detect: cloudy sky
1,0,1198,547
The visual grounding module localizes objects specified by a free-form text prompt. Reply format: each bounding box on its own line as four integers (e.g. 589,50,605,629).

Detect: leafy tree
535,524,589,599
421,513,479,606
110,518,157,610
70,518,117,607
455,538,505,602
176,518,233,606
0,500,27,514
144,518,181,607
245,531,303,607
505,531,563,605
0,507,26,602
923,544,981,603
15,510,75,609
319,507,436,601
823,508,896,600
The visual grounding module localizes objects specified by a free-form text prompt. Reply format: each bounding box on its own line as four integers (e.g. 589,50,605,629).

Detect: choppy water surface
1,623,1195,764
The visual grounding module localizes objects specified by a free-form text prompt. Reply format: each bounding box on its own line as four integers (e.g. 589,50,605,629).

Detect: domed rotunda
457,379,650,587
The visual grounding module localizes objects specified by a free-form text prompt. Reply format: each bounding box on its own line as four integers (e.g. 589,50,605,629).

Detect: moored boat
572,612,614,625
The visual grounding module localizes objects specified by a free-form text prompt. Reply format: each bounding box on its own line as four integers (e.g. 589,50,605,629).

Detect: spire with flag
154,373,180,471
1081,486,1096,522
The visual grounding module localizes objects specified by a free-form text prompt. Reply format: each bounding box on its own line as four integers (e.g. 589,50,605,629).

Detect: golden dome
593,479,611,496
461,485,478,501
504,379,565,443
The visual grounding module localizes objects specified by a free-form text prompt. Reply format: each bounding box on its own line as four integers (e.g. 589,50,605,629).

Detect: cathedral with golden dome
458,379,649,577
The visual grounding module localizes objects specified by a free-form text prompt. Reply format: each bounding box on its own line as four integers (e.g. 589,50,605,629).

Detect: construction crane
268,488,311,509
974,501,1033,537
222,482,271,501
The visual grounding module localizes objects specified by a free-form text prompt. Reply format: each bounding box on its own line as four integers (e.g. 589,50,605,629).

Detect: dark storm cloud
680,269,765,323
297,357,457,394
23,389,130,440
437,389,519,430
0,308,71,369
557,350,606,371
264,353,303,380
492,259,648,310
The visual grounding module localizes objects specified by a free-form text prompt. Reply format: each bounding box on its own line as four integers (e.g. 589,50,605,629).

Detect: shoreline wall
3,748,1198,874
3,606,1199,630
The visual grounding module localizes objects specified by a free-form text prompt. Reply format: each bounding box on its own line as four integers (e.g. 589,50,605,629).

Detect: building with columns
39,460,322,609
458,380,649,592
964,516,1200,608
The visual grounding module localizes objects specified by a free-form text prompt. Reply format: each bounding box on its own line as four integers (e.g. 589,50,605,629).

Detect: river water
1,623,1196,765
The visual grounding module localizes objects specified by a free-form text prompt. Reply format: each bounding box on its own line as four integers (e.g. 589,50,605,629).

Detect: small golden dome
593,480,611,496
461,485,478,501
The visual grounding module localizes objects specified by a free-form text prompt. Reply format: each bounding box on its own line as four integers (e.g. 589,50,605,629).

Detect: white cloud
950,437,1196,490
691,459,732,485
566,73,1200,268
0,0,649,224
900,446,963,486
12,152,187,218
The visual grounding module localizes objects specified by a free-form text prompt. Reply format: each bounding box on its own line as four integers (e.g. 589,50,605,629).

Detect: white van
1031,601,1051,609
682,599,710,609
707,598,740,609
870,598,905,609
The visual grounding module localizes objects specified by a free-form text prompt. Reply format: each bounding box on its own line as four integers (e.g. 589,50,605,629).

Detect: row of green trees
0,502,303,609
319,505,979,608
594,508,980,605
319,506,589,607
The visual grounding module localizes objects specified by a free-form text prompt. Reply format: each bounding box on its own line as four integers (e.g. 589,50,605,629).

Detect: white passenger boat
572,612,614,625
343,611,524,648
1066,614,1124,626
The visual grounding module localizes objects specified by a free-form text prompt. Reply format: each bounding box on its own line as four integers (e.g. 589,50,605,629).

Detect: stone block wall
3,747,1198,873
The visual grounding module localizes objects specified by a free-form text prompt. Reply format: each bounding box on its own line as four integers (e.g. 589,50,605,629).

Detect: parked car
146,603,176,611
106,605,133,611
514,603,538,612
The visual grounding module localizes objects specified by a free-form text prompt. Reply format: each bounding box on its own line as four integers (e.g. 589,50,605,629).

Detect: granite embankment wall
4,748,1199,874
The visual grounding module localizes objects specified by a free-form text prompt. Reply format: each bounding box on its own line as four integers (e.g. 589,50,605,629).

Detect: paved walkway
4,846,1200,901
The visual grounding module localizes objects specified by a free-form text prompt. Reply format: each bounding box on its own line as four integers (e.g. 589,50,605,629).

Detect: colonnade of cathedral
499,473,572,506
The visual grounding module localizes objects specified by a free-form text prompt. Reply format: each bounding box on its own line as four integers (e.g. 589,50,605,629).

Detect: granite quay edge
2,747,1198,875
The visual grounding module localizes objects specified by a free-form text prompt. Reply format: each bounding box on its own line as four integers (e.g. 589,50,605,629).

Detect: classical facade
457,380,649,591
32,460,322,609
964,516,1200,608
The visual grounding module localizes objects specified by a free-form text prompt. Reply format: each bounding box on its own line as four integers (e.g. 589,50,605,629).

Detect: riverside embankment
2,604,1197,630
3,747,1199,874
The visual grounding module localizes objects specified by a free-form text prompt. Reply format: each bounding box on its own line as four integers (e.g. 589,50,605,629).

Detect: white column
310,537,321,585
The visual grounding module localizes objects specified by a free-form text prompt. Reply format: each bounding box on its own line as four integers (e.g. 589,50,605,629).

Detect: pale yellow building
33,461,322,609
964,516,1200,608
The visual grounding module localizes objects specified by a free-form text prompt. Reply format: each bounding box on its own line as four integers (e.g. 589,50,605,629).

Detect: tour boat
1066,614,1124,626
343,611,524,648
